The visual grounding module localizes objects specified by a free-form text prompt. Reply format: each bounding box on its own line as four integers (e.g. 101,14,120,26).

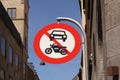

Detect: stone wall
105,0,120,80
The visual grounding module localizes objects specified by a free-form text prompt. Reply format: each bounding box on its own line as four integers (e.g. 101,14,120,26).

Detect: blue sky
28,0,82,80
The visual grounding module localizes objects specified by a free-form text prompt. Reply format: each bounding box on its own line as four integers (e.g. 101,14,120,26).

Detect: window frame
15,54,19,70
7,8,16,19
1,36,6,57
9,45,13,64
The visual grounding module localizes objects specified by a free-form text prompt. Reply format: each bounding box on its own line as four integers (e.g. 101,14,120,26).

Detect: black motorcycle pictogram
45,43,68,55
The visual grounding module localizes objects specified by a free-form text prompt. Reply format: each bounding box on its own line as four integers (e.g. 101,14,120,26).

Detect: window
89,59,92,80
15,54,19,69
90,0,94,38
83,0,85,9
97,0,103,44
25,13,28,25
7,8,16,18
1,36,6,57
23,63,26,80
0,69,5,80
23,63,25,75
87,0,90,19
24,37,27,49
93,35,96,68
9,46,13,64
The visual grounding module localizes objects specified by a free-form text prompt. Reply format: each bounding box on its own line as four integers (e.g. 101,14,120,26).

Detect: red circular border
33,23,82,64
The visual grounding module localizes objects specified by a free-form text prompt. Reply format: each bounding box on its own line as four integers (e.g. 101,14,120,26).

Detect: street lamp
56,17,88,80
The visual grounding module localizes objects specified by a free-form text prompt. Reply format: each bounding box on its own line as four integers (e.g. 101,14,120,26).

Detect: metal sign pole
56,17,88,80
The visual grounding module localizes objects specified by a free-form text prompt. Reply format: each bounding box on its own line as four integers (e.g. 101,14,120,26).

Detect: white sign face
40,28,75,58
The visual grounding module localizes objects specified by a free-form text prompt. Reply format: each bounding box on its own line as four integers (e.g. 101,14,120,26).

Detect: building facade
1,0,29,45
26,63,40,80
0,2,23,80
0,0,30,80
1,1,29,72
80,0,120,80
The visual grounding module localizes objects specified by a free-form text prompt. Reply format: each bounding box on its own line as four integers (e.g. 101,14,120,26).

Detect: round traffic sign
33,23,82,64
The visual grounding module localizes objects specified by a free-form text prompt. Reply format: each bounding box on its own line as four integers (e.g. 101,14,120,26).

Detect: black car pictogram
49,30,67,42
45,43,68,55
